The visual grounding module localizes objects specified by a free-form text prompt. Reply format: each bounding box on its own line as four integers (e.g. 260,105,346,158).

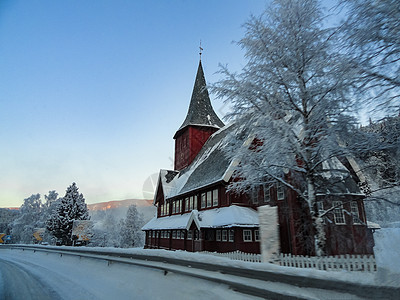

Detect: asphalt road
0,258,59,300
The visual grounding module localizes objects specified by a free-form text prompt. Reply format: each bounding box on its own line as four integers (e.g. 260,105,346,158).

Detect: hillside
88,199,156,224
87,199,153,211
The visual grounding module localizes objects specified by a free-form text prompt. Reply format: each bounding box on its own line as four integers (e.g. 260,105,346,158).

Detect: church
142,59,374,256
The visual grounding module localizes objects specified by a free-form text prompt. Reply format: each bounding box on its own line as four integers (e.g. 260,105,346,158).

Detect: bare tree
212,0,382,256
341,0,400,113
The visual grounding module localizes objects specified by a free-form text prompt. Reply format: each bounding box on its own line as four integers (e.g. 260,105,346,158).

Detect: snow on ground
0,249,262,300
0,228,398,299
373,228,400,286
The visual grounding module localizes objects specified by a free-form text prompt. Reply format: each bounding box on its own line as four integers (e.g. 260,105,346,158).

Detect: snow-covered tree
40,190,61,243
11,194,43,243
119,204,144,248
0,208,19,235
341,0,400,113
46,183,90,246
90,211,121,247
212,0,382,256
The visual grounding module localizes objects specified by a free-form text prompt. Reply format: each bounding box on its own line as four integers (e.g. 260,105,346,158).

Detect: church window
201,193,206,208
277,182,285,200
351,201,361,224
255,230,260,241
207,191,212,207
185,197,189,212
222,230,227,241
172,230,176,239
216,230,221,241
333,201,345,224
212,189,218,206
251,188,259,204
187,230,192,240
263,185,270,203
243,230,252,242
229,230,234,242
193,195,198,210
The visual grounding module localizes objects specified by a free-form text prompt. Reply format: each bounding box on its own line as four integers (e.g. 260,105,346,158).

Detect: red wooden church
142,60,374,256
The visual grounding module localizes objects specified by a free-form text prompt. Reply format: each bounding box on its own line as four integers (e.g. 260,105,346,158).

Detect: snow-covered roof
159,123,236,201
198,205,259,228
315,171,362,195
142,210,199,231
174,61,224,138
367,221,381,230
142,205,259,231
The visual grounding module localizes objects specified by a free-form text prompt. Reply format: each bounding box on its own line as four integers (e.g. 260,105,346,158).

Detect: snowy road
0,249,260,300
0,258,56,300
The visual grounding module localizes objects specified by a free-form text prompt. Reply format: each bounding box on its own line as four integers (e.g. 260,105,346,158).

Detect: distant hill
88,199,156,223
87,199,153,211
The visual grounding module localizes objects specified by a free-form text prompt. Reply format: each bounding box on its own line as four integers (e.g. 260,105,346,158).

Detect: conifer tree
119,204,144,248
47,183,90,245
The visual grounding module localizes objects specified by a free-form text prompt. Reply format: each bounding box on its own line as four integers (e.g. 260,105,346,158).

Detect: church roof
174,61,224,138
142,205,259,231
154,123,237,203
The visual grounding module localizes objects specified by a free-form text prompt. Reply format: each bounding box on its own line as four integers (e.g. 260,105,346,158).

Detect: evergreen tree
41,190,60,243
119,204,144,248
47,183,90,245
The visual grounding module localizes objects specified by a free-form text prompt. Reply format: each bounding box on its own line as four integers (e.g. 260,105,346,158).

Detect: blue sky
1,1,342,207
0,0,273,207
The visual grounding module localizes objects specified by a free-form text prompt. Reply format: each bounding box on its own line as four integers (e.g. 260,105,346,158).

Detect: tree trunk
307,175,326,256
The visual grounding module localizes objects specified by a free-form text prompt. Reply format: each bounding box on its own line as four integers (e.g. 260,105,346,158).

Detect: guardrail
0,244,398,300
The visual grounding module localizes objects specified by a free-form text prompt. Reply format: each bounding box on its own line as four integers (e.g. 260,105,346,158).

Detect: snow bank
373,228,400,286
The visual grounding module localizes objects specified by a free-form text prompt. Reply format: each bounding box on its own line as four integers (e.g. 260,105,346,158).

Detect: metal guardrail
1,244,398,300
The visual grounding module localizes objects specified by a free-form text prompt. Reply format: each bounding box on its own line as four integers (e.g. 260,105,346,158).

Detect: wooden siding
174,126,218,171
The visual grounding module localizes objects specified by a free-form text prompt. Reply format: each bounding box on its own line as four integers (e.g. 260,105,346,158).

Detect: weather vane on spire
199,40,203,61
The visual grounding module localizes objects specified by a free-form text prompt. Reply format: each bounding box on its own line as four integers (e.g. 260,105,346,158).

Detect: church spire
173,59,225,171
174,60,224,138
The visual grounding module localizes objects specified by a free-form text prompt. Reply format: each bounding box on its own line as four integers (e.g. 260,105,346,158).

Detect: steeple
173,60,224,171
174,60,224,138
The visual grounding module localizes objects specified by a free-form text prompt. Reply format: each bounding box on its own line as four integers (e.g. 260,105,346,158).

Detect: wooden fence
279,253,377,272
201,251,377,272
201,250,262,263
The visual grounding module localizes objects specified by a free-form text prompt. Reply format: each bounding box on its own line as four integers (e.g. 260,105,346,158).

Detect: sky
0,0,342,208
0,0,273,207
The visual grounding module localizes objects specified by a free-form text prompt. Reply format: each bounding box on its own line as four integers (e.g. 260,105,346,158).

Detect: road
0,249,261,300
0,258,57,300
